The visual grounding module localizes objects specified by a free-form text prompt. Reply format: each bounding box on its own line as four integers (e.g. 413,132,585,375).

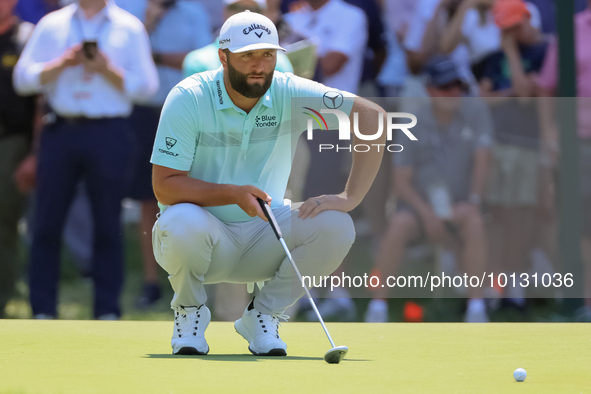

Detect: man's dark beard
227,58,273,99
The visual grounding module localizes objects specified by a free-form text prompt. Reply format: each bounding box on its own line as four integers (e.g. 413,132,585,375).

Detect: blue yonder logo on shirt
255,115,278,128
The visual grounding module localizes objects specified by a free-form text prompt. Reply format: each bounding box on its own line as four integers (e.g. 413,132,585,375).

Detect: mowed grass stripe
0,321,590,393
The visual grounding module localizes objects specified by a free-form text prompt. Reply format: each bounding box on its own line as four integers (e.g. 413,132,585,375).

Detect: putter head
324,346,348,364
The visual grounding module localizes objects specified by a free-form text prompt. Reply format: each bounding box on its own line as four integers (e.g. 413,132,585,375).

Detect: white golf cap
223,0,267,10
218,11,286,53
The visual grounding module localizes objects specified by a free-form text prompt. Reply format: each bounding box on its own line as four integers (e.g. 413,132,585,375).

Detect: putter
256,197,348,364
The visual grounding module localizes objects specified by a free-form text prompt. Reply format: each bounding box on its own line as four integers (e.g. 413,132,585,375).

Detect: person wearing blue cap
151,10,386,356
364,56,494,324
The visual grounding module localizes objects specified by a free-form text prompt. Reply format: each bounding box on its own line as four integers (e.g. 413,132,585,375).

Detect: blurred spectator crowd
0,0,590,323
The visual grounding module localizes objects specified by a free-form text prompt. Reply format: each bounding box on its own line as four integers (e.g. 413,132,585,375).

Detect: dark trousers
29,117,131,318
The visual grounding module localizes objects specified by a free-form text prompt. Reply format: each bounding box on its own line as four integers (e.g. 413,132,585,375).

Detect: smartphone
82,41,98,60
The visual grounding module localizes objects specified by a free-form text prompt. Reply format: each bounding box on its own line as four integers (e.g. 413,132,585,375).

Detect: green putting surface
0,321,590,393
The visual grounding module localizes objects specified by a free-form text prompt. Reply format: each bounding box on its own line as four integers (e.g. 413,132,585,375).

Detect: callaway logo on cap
218,11,286,53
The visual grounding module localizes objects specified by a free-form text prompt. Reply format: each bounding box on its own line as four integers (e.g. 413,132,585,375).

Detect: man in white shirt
283,0,368,321
284,0,367,95
283,0,368,200
14,0,158,320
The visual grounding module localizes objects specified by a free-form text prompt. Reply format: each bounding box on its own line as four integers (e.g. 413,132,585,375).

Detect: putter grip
257,197,283,240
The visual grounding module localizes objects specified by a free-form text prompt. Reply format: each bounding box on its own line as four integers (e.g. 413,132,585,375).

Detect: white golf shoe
234,305,287,356
171,305,211,355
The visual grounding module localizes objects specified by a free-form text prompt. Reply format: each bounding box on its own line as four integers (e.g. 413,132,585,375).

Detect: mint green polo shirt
151,67,354,223
182,39,294,78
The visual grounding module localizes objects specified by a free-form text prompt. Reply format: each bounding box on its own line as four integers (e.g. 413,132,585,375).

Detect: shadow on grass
145,354,370,362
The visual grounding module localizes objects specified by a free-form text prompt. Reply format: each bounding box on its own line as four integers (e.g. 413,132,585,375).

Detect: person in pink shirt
537,1,591,319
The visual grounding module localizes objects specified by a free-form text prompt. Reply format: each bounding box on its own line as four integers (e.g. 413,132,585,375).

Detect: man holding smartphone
14,0,158,320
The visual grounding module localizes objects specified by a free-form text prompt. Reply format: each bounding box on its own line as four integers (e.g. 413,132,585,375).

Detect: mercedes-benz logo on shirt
323,91,344,109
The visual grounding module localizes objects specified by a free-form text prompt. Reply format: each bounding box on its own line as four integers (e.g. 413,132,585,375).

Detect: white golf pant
152,202,355,316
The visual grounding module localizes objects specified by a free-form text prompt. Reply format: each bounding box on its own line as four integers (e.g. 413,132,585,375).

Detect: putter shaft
256,197,338,349
278,238,336,349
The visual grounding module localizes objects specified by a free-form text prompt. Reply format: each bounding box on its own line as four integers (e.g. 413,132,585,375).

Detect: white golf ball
513,368,527,382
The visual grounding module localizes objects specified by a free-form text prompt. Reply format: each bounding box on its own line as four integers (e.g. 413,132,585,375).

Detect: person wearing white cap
182,0,293,324
150,11,386,356
183,0,293,78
